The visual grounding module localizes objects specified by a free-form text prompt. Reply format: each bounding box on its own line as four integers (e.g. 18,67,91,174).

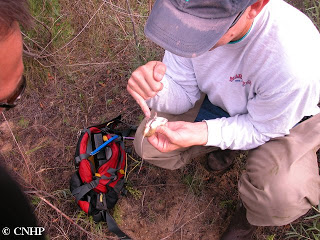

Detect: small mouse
138,112,168,173
143,112,168,137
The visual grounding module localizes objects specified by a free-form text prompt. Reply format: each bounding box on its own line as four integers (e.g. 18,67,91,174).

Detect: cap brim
144,0,238,58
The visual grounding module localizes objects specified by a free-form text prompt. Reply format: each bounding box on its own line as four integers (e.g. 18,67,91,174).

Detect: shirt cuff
203,119,224,148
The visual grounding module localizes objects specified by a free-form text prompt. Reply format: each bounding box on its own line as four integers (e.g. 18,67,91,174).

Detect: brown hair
0,0,31,36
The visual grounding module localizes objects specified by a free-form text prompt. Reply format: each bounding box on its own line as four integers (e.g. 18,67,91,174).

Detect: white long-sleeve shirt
146,0,320,150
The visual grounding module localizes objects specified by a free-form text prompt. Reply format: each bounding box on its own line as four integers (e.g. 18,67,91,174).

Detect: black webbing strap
90,115,137,138
74,153,91,165
74,129,93,166
72,178,100,202
72,174,117,202
103,211,132,240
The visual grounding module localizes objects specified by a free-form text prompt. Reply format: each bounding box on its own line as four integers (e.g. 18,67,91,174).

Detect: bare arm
148,121,208,152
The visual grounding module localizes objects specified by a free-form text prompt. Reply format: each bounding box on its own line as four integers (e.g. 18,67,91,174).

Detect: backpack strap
84,129,93,153
94,210,132,240
89,115,122,130
91,115,137,138
75,153,91,166
71,178,100,202
74,129,93,166
71,174,118,202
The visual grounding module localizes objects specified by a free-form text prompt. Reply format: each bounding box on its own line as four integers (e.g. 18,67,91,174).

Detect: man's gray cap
145,0,258,58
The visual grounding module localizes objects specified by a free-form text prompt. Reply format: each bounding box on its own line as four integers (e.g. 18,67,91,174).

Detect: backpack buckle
96,193,108,211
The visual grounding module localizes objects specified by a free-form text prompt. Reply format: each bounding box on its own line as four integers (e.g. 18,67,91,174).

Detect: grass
267,235,276,240
304,0,320,30
181,168,207,197
287,0,320,30
126,183,143,200
113,205,123,225
285,207,320,240
18,117,30,128
15,1,160,238
27,0,74,51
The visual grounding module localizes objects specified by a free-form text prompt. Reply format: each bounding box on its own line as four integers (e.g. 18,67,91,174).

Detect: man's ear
247,0,270,19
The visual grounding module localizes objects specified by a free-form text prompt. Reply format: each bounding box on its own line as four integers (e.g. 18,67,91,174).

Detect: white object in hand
143,113,168,137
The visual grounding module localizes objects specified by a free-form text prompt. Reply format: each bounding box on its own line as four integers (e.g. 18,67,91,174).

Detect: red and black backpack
70,116,135,239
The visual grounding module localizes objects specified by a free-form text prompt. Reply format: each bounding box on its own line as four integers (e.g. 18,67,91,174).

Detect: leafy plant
219,200,234,209
18,117,30,128
286,0,320,30
267,234,276,240
31,196,41,206
304,0,320,30
285,206,320,239
126,183,142,200
182,171,205,196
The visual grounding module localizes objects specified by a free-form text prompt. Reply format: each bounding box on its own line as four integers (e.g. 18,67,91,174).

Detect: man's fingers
127,86,151,118
148,133,172,153
138,64,163,93
147,126,179,153
127,61,166,119
153,62,166,82
129,68,162,98
155,125,176,143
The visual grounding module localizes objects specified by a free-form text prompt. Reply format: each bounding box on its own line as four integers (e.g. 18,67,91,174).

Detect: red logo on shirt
229,74,251,87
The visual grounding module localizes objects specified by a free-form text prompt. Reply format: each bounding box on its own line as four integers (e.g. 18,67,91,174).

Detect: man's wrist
194,122,208,146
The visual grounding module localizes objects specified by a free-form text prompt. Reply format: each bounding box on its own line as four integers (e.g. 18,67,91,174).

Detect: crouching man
127,0,320,239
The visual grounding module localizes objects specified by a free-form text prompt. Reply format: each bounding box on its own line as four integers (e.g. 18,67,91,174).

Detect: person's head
0,0,31,113
145,0,269,58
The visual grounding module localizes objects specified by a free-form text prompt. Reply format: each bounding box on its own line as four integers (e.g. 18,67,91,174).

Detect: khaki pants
133,96,320,226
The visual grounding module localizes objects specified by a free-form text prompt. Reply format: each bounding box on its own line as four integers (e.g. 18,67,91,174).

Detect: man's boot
220,203,257,240
206,149,239,173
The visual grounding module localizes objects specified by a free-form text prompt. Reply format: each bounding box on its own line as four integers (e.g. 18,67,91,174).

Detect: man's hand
127,61,166,118
148,121,208,152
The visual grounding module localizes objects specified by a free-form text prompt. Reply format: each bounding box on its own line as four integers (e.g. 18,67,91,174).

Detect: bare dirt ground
0,0,319,239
